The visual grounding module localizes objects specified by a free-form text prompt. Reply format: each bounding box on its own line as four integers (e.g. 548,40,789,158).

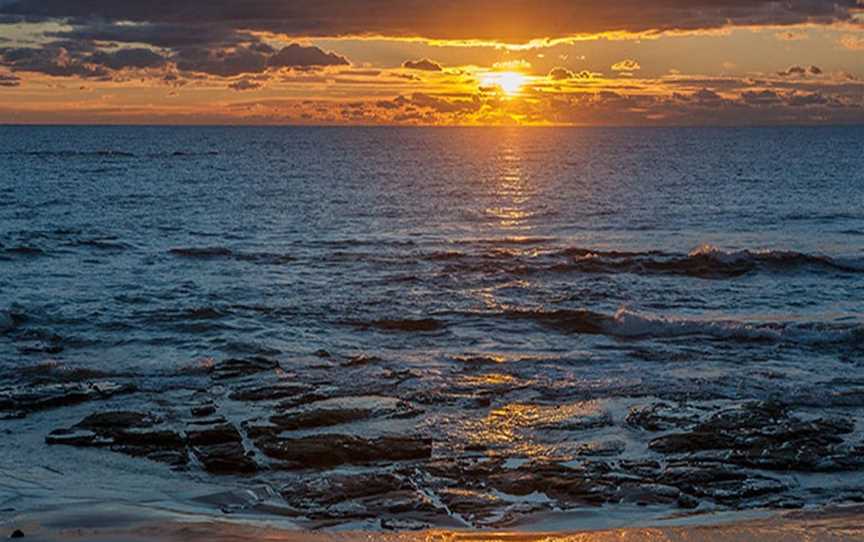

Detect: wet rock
575,438,626,457
229,383,310,402
437,488,502,521
381,518,429,531
187,423,256,475
271,408,373,430
269,396,422,432
9,529,24,539
191,404,217,417
648,401,862,472
47,410,188,467
258,434,432,468
0,381,136,417
210,357,279,379
657,462,787,503
626,402,703,432
313,349,331,358
281,472,408,508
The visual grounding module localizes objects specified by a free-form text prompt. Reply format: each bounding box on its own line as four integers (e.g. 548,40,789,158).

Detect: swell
493,307,864,347
168,247,294,264
437,245,864,279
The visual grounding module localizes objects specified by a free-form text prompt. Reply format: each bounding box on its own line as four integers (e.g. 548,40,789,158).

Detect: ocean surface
1,126,864,531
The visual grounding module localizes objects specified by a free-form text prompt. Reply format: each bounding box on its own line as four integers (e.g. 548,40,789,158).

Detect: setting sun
481,71,529,96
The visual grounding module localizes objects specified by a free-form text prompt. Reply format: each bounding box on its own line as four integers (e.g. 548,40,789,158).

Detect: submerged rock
210,357,279,379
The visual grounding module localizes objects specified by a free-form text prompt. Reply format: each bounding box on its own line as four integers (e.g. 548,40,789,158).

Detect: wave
352,318,446,333
499,307,864,347
168,247,294,265
547,244,864,279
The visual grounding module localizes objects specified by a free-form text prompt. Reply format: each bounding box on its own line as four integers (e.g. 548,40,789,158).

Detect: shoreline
5,504,864,542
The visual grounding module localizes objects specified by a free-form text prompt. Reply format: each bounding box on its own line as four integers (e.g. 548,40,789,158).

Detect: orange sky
0,1,862,125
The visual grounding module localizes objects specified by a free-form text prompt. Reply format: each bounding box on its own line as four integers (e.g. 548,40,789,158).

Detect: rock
313,349,331,358
648,401,863,472
270,408,373,430
9,530,24,539
191,405,217,417
229,383,310,402
381,518,429,531
281,473,408,508
575,438,626,457
258,434,432,468
46,410,188,467
0,381,136,417
269,396,421,431
187,423,256,475
626,402,702,432
210,357,279,379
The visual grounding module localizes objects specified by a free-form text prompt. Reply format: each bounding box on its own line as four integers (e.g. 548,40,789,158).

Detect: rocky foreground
3,352,864,530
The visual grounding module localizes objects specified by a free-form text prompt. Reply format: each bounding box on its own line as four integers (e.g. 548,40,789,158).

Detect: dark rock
229,383,310,402
313,349,331,358
46,410,188,467
191,405,217,417
0,381,136,417
281,473,408,508
626,402,702,432
9,530,24,539
270,408,373,430
648,401,863,472
187,423,256,475
258,434,432,468
210,357,279,379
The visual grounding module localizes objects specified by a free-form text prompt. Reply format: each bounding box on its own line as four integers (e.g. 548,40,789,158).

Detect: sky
0,1,862,125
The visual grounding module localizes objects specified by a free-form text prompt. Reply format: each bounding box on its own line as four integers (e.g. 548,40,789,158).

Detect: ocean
1,125,863,531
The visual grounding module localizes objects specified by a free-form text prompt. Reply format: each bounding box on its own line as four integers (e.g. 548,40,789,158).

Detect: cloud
840,34,864,50
0,71,19,86
611,59,641,72
777,65,823,77
89,48,168,70
0,40,349,79
228,78,263,91
0,46,111,78
0,1,860,43
548,67,595,80
402,58,443,71
268,44,349,68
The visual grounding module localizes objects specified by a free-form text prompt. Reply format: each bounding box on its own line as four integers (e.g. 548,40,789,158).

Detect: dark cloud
268,44,349,68
0,1,860,42
777,65,823,77
90,48,167,70
402,59,443,71
228,78,263,91
548,67,595,80
0,46,110,78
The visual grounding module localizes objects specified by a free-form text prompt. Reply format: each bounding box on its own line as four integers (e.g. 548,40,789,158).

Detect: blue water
1,125,864,529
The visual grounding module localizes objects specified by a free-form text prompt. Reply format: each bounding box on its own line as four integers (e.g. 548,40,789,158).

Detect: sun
481,71,529,96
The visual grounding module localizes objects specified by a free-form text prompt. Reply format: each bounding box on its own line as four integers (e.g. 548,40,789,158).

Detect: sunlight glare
481,71,528,96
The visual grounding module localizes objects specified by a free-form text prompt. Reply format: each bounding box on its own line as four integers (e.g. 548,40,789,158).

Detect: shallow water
1,126,864,530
